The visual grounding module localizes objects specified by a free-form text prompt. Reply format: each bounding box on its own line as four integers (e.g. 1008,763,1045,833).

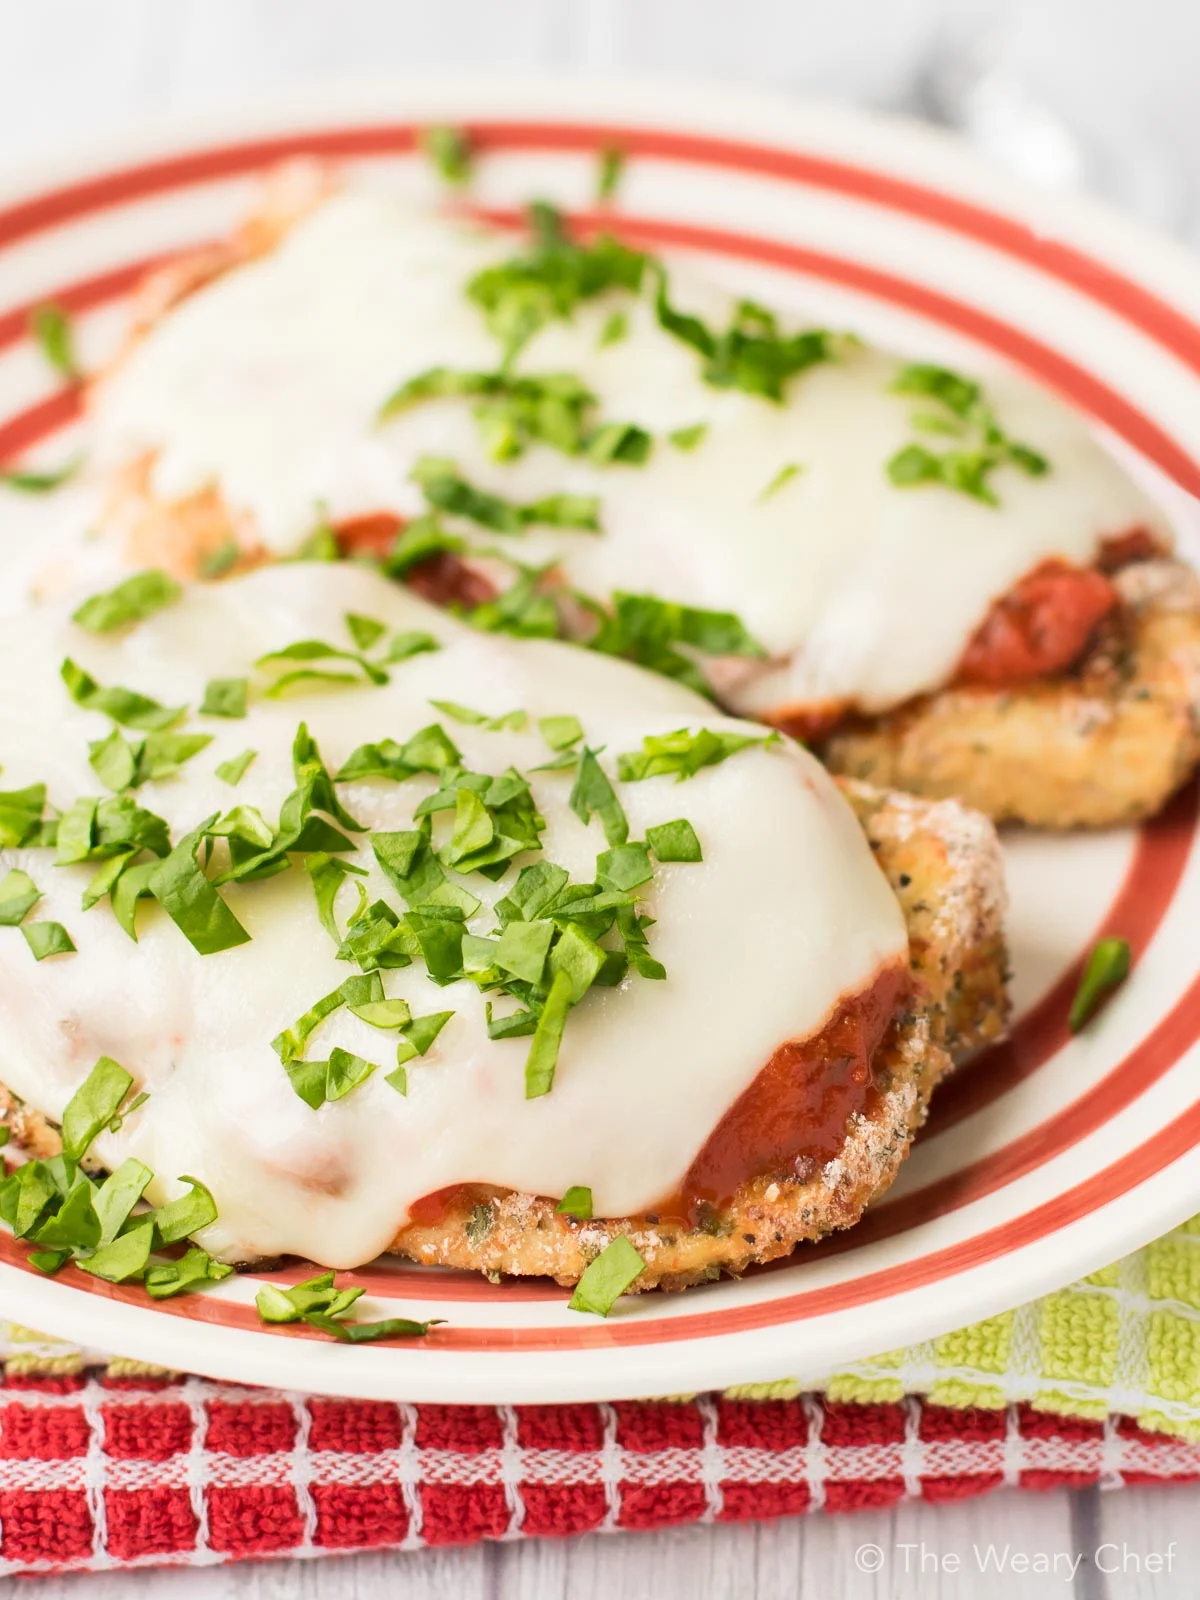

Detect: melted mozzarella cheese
0,564,905,1267
91,192,1171,717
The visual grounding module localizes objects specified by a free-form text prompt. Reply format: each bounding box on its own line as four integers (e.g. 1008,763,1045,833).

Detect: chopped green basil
201,677,248,718
145,1247,233,1299
886,363,1050,506
61,658,184,730
617,726,779,782
556,1185,594,1220
0,458,81,493
421,125,472,186
71,570,181,632
525,968,574,1098
667,422,708,451
654,276,838,402
598,310,628,348
1069,938,1131,1033
22,921,75,960
31,302,78,379
0,783,47,848
148,818,251,954
539,714,583,752
758,462,802,502
216,749,257,786
412,455,601,534
567,1234,645,1315
569,747,628,846
152,1175,218,1245
61,1056,134,1161
596,146,625,202
646,819,702,862
0,867,40,925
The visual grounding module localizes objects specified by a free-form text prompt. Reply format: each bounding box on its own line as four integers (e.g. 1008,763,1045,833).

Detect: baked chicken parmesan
85,167,1200,829
0,563,1005,1300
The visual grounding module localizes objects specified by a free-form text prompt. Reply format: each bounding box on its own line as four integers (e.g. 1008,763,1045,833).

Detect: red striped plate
3,79,1200,1402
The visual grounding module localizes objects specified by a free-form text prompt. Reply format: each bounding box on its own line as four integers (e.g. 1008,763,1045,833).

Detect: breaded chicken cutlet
76,165,1199,832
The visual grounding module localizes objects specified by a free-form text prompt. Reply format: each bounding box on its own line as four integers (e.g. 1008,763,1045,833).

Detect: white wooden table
4,0,1200,1592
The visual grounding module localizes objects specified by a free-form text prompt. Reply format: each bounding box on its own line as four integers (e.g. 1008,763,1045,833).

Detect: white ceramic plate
3,77,1200,1403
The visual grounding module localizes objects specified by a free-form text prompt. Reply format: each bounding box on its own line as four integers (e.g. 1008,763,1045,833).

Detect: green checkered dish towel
720,1215,1200,1438
6,1217,1200,1432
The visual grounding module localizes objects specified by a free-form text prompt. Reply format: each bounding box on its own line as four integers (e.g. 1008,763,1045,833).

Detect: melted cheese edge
0,563,906,1267
90,190,1171,717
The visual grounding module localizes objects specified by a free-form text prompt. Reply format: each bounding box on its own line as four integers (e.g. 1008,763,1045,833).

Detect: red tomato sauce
332,514,498,609
404,963,908,1233
956,558,1117,688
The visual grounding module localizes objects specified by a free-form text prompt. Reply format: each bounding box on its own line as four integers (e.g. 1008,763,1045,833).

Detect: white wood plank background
4,0,1200,1593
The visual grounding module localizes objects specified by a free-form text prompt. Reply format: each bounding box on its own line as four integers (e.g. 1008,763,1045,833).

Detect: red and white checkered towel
3,1370,1200,1574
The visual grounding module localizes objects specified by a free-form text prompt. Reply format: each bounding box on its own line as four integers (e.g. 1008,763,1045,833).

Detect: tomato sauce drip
332,512,499,610
404,966,907,1234
956,558,1118,688
656,963,909,1226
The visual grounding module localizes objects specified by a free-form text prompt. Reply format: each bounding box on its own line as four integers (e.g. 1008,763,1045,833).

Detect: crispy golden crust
0,783,1008,1292
384,779,1008,1291
820,560,1200,829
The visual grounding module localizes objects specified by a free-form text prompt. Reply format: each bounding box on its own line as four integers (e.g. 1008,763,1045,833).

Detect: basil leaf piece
494,918,554,984
654,274,838,402
485,1004,538,1041
525,969,574,1099
616,726,778,782
201,677,248,718
22,921,75,960
569,748,628,846
547,922,606,1004
88,728,138,791
30,1179,100,1251
598,311,628,348
1,459,81,493
0,867,40,925
1069,937,1131,1032
667,422,708,451
199,537,240,578
0,783,46,847
94,1158,154,1244
302,1313,440,1342
349,998,413,1029
284,1058,329,1110
145,1247,233,1299
111,858,159,939
135,731,213,784
152,1175,218,1245
538,715,583,752
646,819,702,862
61,1056,134,1162
2,1162,57,1237
596,842,653,892
78,1219,154,1283
567,1234,645,1315
272,972,384,1062
306,852,368,941
148,818,251,955
420,124,472,186
345,612,387,651
556,1185,594,1220
28,1250,68,1274
886,363,1050,506
596,146,625,202
31,302,78,378
402,1011,453,1056
216,749,257,786
384,629,441,663
326,1048,381,1101
412,456,601,535
72,571,181,632
758,462,802,502
61,658,184,730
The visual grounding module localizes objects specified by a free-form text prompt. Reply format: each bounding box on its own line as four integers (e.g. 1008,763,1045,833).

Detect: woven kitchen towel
4,1215,1200,1573
2,1374,1200,1575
